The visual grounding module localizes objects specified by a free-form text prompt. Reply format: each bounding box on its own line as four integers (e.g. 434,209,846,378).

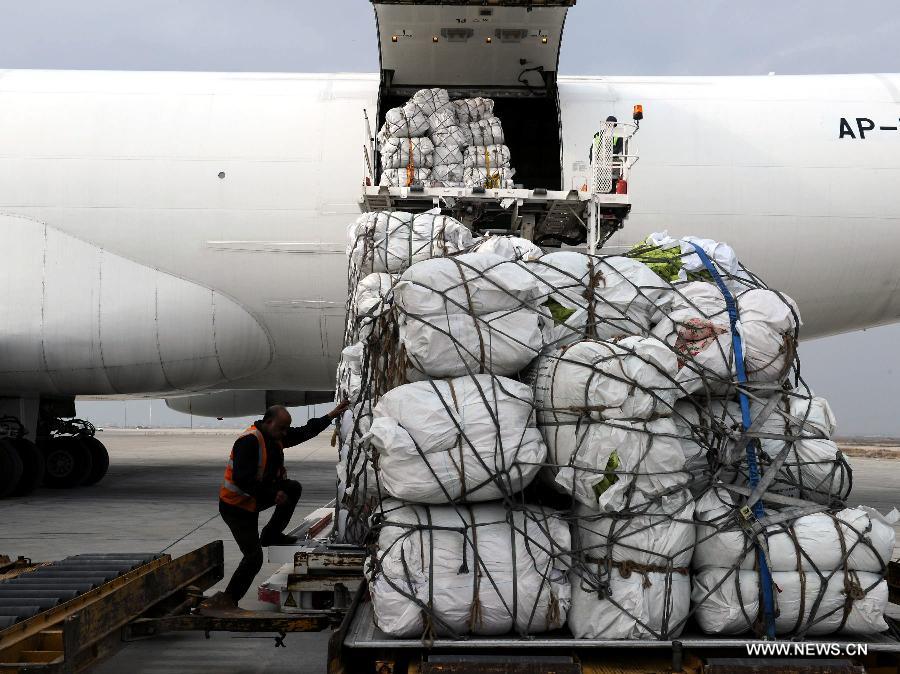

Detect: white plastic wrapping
337,342,365,403
531,337,681,423
337,401,378,500
393,252,544,316
413,88,451,117
472,235,543,262
453,97,495,124
379,167,432,187
468,117,505,146
644,231,744,286
347,209,472,274
380,136,435,169
464,144,511,168
694,490,895,573
692,568,889,636
651,283,800,393
367,375,546,503
529,252,672,344
400,309,543,379
463,166,515,188
431,144,464,184
368,502,570,637
431,123,472,148
382,101,429,138
573,493,696,567
353,272,396,339
569,564,691,639
550,417,689,510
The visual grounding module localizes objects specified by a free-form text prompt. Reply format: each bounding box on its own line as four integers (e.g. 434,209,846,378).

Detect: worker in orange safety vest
199,401,348,612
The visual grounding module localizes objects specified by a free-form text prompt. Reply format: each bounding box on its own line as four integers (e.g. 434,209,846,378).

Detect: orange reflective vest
219,425,269,512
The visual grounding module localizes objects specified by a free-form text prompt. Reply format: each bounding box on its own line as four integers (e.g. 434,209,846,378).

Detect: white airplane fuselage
1,69,899,401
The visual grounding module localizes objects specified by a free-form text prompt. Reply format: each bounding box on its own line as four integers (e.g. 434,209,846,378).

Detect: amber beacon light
633,104,644,121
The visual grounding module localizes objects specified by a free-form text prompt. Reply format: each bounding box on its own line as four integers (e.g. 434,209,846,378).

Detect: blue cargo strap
688,242,777,639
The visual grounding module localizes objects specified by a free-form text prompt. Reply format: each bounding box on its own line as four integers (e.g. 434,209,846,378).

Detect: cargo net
377,88,516,189
332,215,896,641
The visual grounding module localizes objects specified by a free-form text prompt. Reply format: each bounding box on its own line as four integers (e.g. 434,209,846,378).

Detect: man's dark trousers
219,479,302,601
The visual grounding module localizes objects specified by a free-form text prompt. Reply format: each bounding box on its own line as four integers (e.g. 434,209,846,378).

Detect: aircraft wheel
10,438,44,496
0,440,24,498
42,436,93,489
80,436,109,486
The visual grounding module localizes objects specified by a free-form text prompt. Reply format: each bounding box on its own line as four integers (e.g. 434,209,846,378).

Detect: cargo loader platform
360,185,630,247
330,587,900,674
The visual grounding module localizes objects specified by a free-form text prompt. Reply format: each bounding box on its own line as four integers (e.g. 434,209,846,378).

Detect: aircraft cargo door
371,1,575,190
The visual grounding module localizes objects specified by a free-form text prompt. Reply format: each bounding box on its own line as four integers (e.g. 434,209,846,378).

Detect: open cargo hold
372,2,567,192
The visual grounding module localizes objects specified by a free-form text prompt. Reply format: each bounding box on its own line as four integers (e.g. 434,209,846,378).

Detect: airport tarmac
1,430,899,673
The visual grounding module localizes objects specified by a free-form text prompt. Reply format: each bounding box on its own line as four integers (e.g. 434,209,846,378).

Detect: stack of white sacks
340,212,569,636
334,218,895,639
378,88,515,188
693,490,896,635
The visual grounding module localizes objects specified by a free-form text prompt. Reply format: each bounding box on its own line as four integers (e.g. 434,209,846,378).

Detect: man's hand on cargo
276,466,287,480
328,400,350,419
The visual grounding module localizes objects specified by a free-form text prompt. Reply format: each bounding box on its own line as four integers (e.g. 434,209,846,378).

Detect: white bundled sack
692,568,889,635
379,167,432,187
750,390,849,501
464,144,511,168
380,136,435,169
472,235,543,262
651,283,800,393
463,166,515,188
529,252,672,344
347,209,472,274
644,231,744,286
573,493,696,567
353,272,396,339
531,337,681,423
400,309,543,379
432,123,472,148
694,490,896,572
468,117,505,146
393,252,544,316
672,398,743,468
413,88,450,117
337,342,365,403
431,144,464,184
454,97,495,124
337,401,379,500
382,101,429,138
367,375,547,503
569,564,691,639
368,502,570,637
550,417,690,510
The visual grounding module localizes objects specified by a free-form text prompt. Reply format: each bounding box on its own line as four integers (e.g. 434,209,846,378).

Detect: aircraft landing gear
0,413,111,498
38,418,109,490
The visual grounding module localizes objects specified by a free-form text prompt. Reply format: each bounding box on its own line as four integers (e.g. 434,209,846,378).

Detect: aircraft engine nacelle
0,216,273,396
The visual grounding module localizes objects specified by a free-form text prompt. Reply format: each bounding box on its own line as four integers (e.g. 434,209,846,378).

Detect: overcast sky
3,1,897,436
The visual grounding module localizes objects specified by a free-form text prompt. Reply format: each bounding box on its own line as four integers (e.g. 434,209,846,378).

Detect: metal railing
590,120,639,196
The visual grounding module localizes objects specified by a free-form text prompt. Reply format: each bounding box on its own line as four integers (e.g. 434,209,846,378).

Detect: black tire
10,438,44,496
42,436,93,488
0,440,24,498
79,436,109,486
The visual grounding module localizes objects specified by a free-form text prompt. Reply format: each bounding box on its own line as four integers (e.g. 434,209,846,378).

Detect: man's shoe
196,591,237,614
259,532,299,547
